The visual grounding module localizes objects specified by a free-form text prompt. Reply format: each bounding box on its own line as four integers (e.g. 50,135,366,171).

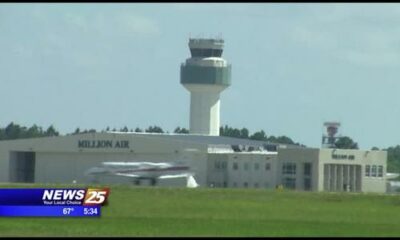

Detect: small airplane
85,161,199,188
386,172,400,180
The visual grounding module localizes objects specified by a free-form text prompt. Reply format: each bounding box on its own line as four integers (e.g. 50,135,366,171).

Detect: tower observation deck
180,38,232,136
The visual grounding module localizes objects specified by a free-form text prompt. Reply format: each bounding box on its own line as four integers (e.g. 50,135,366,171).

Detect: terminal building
0,132,387,193
0,38,389,193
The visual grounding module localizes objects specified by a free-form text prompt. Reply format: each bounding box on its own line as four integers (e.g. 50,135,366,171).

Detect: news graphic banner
0,188,109,217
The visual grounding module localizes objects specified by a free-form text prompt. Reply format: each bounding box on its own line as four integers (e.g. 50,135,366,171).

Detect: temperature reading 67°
63,207,74,215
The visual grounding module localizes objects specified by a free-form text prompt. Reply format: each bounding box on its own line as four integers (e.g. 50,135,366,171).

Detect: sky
1,3,400,149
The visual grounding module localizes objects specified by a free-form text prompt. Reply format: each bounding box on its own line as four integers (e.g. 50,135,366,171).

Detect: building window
233,162,238,170
254,163,260,170
304,163,312,176
304,163,311,176
265,163,271,171
244,182,248,188
282,178,296,189
378,165,383,177
244,163,249,171
371,165,377,177
282,163,296,175
304,178,311,191
215,161,220,170
365,165,370,177
222,161,227,170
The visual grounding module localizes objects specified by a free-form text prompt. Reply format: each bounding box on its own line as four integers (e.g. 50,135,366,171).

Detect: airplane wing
158,173,192,179
102,162,171,167
114,173,141,178
102,162,142,166
187,175,199,188
84,167,110,175
387,173,400,179
158,173,199,188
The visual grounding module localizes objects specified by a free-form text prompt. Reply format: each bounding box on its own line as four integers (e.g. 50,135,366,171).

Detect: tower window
190,48,223,57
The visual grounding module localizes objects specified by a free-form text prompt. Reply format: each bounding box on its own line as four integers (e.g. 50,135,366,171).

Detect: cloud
114,13,161,36
64,12,89,33
61,10,160,38
289,4,400,67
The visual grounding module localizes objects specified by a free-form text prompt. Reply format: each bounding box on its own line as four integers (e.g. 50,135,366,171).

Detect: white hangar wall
0,132,388,193
0,132,210,186
206,152,278,189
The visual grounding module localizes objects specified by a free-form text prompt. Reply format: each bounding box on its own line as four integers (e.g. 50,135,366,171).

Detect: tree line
0,122,399,174
0,122,303,145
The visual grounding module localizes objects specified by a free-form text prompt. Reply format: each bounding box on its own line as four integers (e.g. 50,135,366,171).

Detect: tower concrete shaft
180,38,231,136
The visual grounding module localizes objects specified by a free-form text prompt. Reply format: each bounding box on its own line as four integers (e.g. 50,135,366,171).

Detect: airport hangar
0,38,388,193
0,131,387,193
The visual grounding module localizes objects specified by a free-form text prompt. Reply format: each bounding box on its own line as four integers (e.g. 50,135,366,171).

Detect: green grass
0,183,400,237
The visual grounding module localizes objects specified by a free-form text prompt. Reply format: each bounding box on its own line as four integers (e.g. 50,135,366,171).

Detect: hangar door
9,151,36,183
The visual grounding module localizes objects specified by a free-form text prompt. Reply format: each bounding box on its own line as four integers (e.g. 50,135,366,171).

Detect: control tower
322,122,341,148
180,38,231,136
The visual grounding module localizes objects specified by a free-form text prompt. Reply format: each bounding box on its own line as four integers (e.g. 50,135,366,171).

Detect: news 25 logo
41,188,110,206
83,188,110,206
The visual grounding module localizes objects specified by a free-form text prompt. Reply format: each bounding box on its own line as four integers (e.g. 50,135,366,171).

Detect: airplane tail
187,175,199,188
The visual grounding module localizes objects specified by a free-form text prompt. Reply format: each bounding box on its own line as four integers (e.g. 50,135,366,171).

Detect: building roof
109,132,302,150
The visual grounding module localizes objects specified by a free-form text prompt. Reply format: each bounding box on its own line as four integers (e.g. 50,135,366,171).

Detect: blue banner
0,206,101,217
0,188,109,217
0,189,85,205
0,188,84,206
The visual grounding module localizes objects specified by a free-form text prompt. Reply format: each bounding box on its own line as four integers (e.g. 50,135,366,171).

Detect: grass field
0,184,400,237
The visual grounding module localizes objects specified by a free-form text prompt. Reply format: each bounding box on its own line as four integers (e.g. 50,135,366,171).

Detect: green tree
27,124,43,138
174,127,189,134
73,128,80,135
275,136,295,145
5,122,21,139
239,128,249,139
334,136,358,149
250,130,267,141
145,126,164,133
220,125,248,139
45,125,59,136
0,128,4,140
135,127,143,133
386,145,400,173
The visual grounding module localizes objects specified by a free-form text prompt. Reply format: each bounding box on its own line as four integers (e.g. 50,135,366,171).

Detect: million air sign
78,140,129,149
